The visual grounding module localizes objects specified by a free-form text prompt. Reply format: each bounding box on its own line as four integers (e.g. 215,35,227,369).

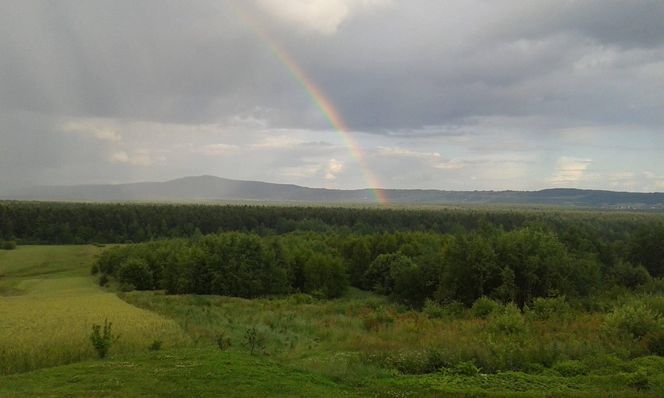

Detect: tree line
0,201,659,244
2,201,662,303
95,225,664,305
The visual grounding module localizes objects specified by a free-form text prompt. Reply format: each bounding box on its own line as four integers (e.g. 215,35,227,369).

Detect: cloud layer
1,1,663,192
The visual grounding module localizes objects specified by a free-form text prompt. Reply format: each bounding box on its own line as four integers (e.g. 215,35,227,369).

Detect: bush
489,303,526,335
289,293,314,304
529,296,571,321
119,282,136,292
425,349,448,372
1,240,17,250
148,340,162,351
215,331,231,351
626,370,651,391
641,278,664,294
90,319,119,359
98,274,109,287
117,258,154,290
644,329,664,356
552,360,587,377
243,327,265,355
610,262,651,289
639,294,664,317
604,301,661,340
422,299,446,319
471,296,501,319
447,361,480,376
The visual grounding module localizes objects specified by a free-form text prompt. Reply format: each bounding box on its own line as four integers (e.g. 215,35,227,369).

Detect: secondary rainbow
232,5,388,205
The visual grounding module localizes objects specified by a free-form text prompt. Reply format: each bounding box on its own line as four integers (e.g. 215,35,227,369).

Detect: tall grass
121,289,650,380
0,246,189,375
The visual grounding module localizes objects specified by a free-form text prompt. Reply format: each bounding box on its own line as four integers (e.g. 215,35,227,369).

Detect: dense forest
1,201,662,244
3,201,658,307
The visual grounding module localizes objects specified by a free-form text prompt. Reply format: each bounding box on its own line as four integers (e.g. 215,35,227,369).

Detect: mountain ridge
3,175,664,209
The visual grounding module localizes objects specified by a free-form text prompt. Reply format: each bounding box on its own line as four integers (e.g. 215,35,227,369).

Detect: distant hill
3,175,664,209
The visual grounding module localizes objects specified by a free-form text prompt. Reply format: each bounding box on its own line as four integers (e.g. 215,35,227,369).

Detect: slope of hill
4,175,664,208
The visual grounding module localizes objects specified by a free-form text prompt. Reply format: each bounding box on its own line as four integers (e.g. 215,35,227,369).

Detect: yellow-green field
0,246,189,375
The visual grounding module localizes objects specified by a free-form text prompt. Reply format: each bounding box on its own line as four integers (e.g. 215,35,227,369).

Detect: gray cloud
0,1,662,192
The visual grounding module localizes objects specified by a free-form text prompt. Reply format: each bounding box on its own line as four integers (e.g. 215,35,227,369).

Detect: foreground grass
0,246,189,375
1,348,662,398
0,349,358,398
121,291,664,397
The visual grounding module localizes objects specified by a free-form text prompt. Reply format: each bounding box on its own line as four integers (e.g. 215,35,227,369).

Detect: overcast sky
1,0,663,192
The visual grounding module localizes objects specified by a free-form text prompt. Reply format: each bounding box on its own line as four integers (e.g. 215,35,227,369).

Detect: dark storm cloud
0,1,292,122
496,0,664,49
2,1,663,128
0,0,662,191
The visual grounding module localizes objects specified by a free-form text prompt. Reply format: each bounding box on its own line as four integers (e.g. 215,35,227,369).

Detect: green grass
0,245,189,375
0,349,358,398
2,349,663,398
1,245,663,397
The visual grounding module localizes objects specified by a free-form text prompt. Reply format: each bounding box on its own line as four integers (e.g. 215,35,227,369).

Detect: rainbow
231,4,388,205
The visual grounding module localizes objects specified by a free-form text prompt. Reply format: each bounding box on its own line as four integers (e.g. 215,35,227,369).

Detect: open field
120,290,664,397
0,246,189,375
2,244,664,397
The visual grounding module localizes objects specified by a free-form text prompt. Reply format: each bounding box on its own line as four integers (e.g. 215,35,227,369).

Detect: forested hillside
3,201,661,307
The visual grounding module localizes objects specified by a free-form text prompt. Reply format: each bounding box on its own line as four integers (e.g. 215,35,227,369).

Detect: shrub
471,296,501,319
119,282,136,292
639,294,664,317
641,278,664,294
90,319,119,359
529,296,571,321
553,360,587,377
626,370,651,391
604,301,660,340
243,327,265,355
215,331,231,351
644,329,664,356
422,299,446,319
489,303,526,335
581,354,627,376
98,274,109,287
289,293,314,304
1,240,17,250
117,258,154,290
447,361,480,376
610,262,651,289
425,349,448,372
148,340,163,351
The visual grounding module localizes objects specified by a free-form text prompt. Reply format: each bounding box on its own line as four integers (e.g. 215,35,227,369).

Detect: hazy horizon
2,1,663,193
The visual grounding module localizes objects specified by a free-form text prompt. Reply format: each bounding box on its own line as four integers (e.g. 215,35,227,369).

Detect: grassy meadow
1,244,664,397
0,246,189,375
120,290,664,396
